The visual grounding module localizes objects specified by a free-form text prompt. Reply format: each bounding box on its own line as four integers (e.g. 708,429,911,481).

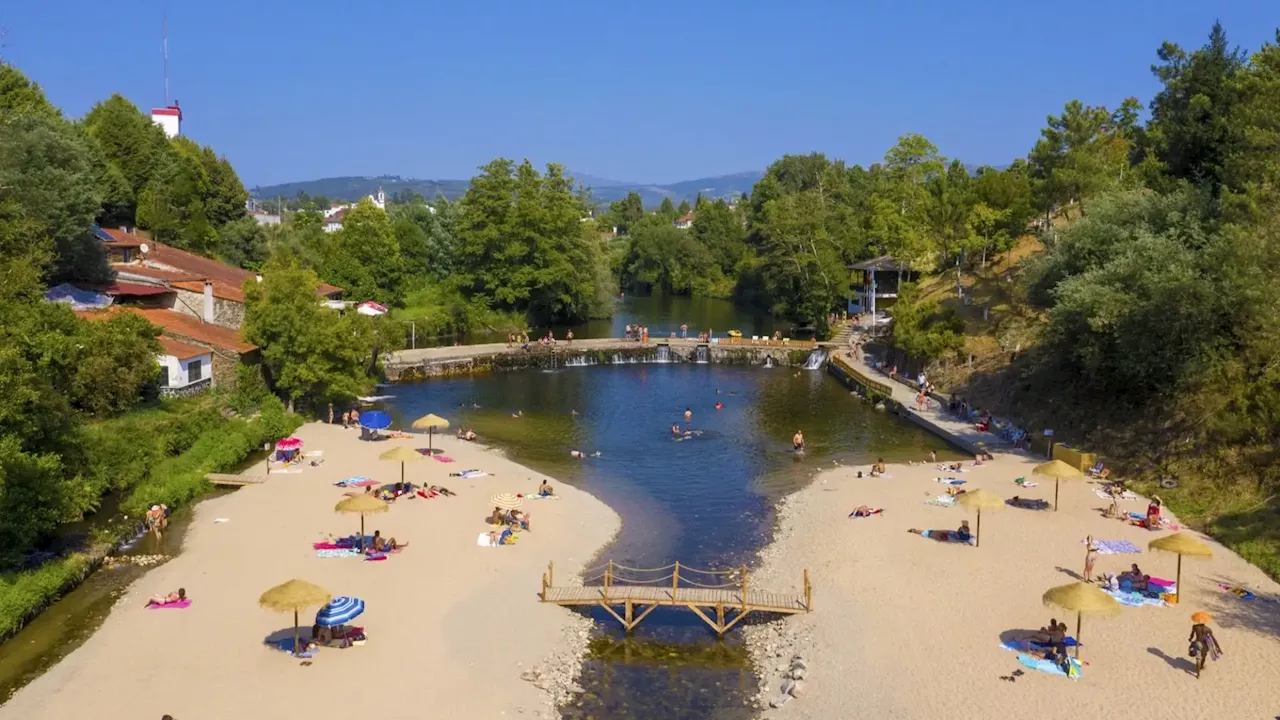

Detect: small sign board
1043,429,1055,437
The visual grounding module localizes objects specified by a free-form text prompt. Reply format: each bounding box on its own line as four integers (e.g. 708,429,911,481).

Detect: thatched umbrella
379,444,424,485
956,489,1005,547
1149,532,1212,604
335,494,388,551
259,579,332,655
411,413,450,454
1033,460,1084,511
1042,581,1121,658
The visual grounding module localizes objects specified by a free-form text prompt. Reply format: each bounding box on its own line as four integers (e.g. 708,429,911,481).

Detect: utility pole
162,11,169,106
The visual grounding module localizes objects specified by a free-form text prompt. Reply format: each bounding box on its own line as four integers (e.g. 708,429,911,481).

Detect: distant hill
250,170,764,209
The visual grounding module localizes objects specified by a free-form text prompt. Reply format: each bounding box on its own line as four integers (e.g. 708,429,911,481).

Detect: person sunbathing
369,530,407,552
465,429,477,441
1008,496,1047,509
848,505,881,518
538,480,554,497
430,485,456,496
145,588,186,607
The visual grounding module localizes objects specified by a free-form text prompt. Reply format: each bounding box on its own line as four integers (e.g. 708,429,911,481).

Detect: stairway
830,322,856,346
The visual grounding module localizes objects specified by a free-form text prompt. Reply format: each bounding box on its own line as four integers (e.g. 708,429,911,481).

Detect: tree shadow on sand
1053,566,1085,581
1201,573,1280,637
1147,647,1197,677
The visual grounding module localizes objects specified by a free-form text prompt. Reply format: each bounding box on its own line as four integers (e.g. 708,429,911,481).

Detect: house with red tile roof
675,212,695,229
156,336,213,397
94,225,342,330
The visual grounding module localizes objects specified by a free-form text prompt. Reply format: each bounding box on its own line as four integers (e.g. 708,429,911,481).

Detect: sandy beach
0,422,618,720
745,452,1280,720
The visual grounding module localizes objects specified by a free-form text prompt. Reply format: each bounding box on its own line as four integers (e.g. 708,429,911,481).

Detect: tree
610,191,644,235
216,216,269,269
887,283,964,363
1148,21,1246,192
0,62,60,121
966,202,1012,268
626,214,718,295
677,199,692,216
323,198,403,305
243,258,378,409
81,94,169,222
657,196,677,219
0,114,110,283
690,198,747,274
1029,100,1134,218
70,312,161,416
199,147,248,227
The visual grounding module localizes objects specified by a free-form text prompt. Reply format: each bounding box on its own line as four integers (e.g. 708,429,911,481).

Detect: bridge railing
829,352,895,400
718,336,817,349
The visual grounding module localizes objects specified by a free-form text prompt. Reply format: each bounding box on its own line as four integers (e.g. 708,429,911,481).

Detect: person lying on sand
848,505,882,518
370,530,407,553
1008,496,1048,509
538,480,554,497
146,588,186,607
430,485,456,496
908,521,971,543
510,510,531,531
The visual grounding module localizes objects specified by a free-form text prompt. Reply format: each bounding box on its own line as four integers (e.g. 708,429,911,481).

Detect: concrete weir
384,338,831,382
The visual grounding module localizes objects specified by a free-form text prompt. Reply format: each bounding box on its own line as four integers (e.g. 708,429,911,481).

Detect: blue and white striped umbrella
314,596,365,627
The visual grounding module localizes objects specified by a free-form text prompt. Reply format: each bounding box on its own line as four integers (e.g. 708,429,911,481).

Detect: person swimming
715,401,724,410
684,407,692,421
671,423,682,437
570,450,584,459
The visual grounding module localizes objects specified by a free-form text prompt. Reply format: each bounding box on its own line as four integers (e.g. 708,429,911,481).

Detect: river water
383,297,960,719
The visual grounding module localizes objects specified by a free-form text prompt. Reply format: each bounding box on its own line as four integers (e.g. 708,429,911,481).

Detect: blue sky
4,1,1277,187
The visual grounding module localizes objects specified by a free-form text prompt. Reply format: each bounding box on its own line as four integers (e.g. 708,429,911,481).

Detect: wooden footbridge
540,560,812,637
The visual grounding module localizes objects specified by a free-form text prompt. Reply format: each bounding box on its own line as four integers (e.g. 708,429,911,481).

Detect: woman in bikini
146,588,186,607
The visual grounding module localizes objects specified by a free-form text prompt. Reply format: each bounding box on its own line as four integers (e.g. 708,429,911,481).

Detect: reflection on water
386,363,960,719
411,294,783,347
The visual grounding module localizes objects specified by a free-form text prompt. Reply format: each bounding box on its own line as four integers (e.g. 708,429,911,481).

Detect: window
159,366,170,387
187,359,203,382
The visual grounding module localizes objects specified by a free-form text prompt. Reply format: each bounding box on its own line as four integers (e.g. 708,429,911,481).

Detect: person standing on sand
1084,535,1098,582
328,403,334,424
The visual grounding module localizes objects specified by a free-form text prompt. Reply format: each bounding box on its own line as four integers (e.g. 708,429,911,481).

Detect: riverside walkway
540,561,811,638
827,349,1013,457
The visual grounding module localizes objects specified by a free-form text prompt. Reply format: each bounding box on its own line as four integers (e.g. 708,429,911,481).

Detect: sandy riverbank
0,422,619,720
745,452,1280,720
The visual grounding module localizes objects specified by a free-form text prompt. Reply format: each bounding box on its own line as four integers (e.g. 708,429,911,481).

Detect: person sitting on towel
145,588,186,607
370,530,407,553
1118,563,1144,585
955,520,972,543
490,507,506,526
1033,619,1066,645
538,480,554,497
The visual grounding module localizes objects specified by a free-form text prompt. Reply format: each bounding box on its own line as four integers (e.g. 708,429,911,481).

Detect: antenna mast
162,11,169,106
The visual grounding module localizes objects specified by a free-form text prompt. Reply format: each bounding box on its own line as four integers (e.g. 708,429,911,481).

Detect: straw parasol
379,445,424,485
259,579,332,655
412,413,450,454
491,492,523,510
1042,581,1121,658
956,489,1005,547
1032,459,1084,511
335,494,388,551
1191,611,1213,624
1149,532,1212,604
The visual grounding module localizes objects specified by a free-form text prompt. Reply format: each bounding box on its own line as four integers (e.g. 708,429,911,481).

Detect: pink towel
434,455,455,463
147,598,192,609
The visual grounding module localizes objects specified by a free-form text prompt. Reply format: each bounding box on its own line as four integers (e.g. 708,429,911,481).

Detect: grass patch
0,554,94,641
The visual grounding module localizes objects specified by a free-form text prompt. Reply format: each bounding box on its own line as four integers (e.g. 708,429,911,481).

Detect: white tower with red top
151,102,182,138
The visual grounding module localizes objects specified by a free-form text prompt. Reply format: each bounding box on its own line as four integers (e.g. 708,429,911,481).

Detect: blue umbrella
359,410,392,430
315,596,365,627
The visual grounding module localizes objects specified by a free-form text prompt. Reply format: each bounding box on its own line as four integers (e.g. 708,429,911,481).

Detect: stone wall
168,288,245,329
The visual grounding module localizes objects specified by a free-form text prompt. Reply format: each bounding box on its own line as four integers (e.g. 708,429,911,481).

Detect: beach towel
920,529,971,544
936,465,968,472
1089,539,1141,555
434,455,455,463
526,494,559,500
1014,478,1039,488
476,532,494,547
1095,488,1136,501
335,476,376,488
925,495,957,507
1016,653,1082,679
1219,583,1258,600
1148,577,1176,591
267,638,317,658
147,598,192,609
1001,637,1080,653
316,549,360,559
365,553,387,561
1103,588,1167,607
458,470,487,479
934,477,966,486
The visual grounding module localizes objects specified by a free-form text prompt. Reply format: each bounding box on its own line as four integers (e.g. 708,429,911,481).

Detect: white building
323,188,386,220
324,208,349,233
150,103,182,138
157,336,212,397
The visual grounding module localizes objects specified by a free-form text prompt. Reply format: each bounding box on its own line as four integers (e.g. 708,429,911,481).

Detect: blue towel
1092,539,1141,555
1016,653,1082,679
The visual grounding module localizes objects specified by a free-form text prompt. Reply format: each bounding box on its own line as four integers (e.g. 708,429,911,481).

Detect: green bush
0,553,93,641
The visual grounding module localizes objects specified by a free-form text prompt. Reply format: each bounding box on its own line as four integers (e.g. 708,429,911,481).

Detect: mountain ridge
250,170,764,208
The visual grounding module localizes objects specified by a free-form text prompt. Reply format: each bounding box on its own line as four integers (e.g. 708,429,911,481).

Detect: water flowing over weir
695,345,709,364
656,345,671,363
384,362,961,719
801,350,827,370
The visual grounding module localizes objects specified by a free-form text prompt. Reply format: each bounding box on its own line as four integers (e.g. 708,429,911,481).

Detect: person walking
1188,613,1223,678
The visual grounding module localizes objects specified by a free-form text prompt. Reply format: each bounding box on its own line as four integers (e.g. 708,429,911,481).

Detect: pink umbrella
357,301,388,317
276,437,304,450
